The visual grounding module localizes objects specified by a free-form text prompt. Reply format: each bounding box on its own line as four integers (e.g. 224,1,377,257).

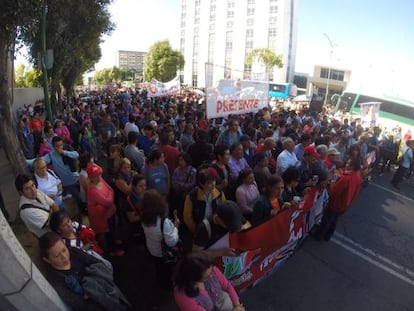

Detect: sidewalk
0,147,178,310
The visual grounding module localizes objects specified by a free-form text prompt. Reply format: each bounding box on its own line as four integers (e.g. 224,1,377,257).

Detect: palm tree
245,48,283,80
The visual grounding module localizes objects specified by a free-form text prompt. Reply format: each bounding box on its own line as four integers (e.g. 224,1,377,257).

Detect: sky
18,0,414,101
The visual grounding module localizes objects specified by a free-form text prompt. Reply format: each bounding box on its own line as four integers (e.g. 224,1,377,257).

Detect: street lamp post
41,0,53,122
323,33,333,106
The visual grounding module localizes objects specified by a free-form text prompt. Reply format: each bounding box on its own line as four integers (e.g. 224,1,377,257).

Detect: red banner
210,189,328,292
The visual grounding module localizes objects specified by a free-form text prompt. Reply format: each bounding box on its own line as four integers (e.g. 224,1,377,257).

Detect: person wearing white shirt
33,158,64,208
276,138,298,176
124,114,139,136
15,174,59,238
141,189,180,289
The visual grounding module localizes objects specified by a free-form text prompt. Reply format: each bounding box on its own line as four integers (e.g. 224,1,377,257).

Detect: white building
179,0,298,87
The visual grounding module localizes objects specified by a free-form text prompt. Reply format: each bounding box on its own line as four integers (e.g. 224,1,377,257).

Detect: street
240,172,414,310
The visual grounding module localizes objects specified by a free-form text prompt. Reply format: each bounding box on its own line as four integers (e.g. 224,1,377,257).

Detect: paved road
240,171,414,310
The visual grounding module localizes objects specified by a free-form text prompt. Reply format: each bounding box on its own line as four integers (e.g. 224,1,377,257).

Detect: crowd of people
14,88,414,310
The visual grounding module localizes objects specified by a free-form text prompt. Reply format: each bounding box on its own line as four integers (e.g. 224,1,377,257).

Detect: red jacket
327,170,362,213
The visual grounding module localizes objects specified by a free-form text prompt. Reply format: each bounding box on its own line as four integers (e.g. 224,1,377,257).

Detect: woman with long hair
141,189,180,290
173,252,244,311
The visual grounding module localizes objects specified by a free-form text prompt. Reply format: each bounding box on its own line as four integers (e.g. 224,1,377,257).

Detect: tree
25,0,113,113
15,64,42,87
0,0,40,175
245,48,283,79
144,40,184,82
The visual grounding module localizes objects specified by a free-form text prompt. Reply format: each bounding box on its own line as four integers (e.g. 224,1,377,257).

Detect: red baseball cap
86,164,103,177
304,146,321,158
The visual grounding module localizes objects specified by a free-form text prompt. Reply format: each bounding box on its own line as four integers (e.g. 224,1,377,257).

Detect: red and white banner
209,189,327,292
206,79,269,119
147,76,180,98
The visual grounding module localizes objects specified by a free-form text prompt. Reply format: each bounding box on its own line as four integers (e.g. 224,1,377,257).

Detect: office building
179,0,298,87
116,50,146,72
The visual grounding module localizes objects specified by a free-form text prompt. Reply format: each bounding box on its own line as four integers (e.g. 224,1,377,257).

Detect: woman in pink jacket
174,252,245,311
54,119,73,145
87,163,124,256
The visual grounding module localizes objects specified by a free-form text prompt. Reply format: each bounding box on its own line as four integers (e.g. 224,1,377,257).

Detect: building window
210,13,216,21
246,18,254,26
247,0,255,4
269,5,278,14
245,40,254,49
194,17,200,24
269,17,277,25
247,8,255,16
227,21,233,28
246,29,254,38
268,39,277,50
209,24,215,32
228,0,235,9
192,74,198,87
268,28,277,37
320,68,345,81
227,10,234,18
244,64,252,73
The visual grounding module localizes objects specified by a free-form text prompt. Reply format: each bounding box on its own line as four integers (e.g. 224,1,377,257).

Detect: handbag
160,217,182,264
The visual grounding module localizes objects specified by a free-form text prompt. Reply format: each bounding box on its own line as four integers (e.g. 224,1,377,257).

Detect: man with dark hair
15,174,59,237
209,145,231,194
187,130,214,169
294,133,313,162
124,114,139,136
124,131,145,174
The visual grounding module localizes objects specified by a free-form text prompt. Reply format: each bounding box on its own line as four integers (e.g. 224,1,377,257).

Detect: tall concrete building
179,0,298,87
116,50,146,72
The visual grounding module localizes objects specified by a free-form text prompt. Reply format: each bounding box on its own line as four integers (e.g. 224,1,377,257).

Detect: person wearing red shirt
158,130,180,176
29,112,44,155
315,158,362,241
87,164,124,256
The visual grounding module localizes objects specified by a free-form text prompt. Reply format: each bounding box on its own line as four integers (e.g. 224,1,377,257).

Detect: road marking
371,182,414,202
332,233,414,286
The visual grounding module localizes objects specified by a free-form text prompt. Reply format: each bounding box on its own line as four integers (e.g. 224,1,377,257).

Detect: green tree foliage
144,40,184,82
246,48,283,74
94,67,136,85
15,64,42,87
0,0,41,175
25,0,114,109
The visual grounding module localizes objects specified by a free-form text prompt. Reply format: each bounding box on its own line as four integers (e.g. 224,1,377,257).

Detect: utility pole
41,0,53,122
323,33,333,107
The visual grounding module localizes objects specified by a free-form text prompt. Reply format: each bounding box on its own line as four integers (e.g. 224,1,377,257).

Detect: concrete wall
0,210,68,311
11,88,44,118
